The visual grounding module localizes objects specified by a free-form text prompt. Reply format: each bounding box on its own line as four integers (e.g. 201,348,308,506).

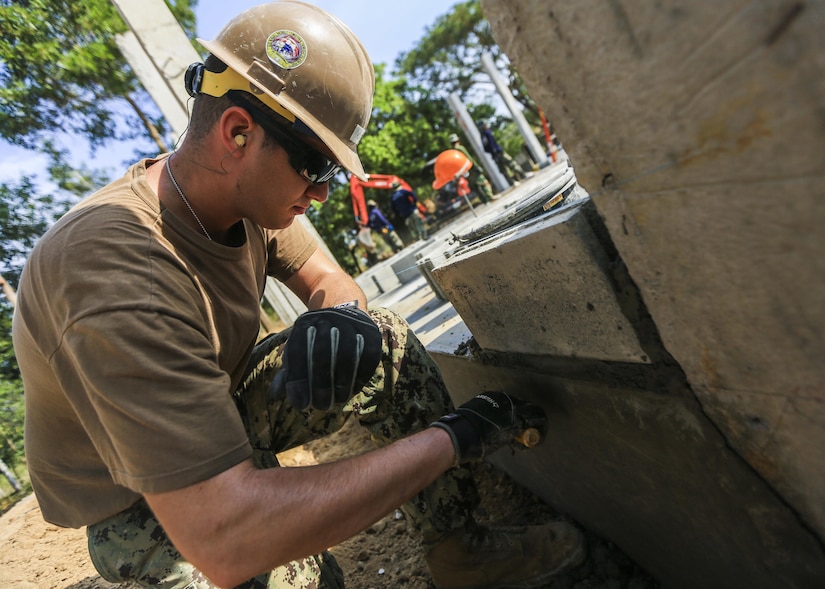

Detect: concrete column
446,93,509,192
481,52,549,168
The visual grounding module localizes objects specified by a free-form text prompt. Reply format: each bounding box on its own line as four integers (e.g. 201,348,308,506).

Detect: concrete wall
428,0,825,586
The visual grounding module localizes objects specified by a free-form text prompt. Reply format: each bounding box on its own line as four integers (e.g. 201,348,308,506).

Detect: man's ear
219,106,255,153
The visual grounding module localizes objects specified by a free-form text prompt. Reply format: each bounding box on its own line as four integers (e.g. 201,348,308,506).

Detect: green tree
396,0,543,163
397,1,496,100
0,0,196,156
397,1,533,113
360,66,456,189
0,309,24,473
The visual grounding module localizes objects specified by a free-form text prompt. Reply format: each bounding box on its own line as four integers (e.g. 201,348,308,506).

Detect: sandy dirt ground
0,419,659,588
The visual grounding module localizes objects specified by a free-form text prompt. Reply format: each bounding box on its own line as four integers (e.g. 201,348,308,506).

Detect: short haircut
187,54,278,150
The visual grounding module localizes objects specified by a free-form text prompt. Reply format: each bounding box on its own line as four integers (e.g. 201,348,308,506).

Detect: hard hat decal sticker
266,30,308,70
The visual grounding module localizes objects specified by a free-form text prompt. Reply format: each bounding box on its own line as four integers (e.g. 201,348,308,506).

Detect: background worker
13,3,584,589
479,121,526,186
366,198,404,253
390,180,429,241
449,132,494,203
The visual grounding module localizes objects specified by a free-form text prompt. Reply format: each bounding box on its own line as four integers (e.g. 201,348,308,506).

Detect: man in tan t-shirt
12,3,584,588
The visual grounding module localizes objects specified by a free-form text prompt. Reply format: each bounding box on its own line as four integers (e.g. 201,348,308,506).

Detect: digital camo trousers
87,307,479,588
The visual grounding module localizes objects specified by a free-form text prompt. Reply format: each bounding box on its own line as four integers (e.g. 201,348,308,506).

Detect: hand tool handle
514,427,542,448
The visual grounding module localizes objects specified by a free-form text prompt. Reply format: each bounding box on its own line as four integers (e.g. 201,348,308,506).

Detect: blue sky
0,0,458,185
196,1,454,70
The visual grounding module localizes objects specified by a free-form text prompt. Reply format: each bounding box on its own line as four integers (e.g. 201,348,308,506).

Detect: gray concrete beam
431,196,650,363
428,346,825,589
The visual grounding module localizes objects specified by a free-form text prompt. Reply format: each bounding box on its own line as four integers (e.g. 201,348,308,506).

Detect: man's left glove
270,305,382,411
431,392,547,464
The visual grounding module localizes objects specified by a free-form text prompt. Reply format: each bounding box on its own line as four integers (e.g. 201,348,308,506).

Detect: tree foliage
0,0,196,155
0,308,24,470
397,0,498,102
397,1,536,118
395,0,544,160
0,177,71,286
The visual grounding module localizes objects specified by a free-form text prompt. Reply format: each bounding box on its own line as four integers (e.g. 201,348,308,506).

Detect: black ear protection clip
184,62,205,98
182,63,302,129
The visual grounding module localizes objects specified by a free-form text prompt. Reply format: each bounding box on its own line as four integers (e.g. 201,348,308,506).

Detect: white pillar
481,52,549,168
446,92,509,193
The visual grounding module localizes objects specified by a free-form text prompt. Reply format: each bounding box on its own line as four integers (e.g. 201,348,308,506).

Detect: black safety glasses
229,92,342,184
263,122,342,185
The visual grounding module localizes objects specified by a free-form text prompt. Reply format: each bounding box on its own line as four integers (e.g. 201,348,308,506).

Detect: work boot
425,520,586,589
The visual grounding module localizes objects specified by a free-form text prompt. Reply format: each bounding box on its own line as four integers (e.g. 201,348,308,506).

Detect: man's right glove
270,305,382,412
430,391,547,465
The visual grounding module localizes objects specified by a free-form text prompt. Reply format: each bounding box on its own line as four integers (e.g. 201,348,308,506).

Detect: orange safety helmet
432,149,473,190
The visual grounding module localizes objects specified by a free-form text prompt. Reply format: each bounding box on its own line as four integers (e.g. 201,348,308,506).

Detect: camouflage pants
471,171,494,203
494,151,526,184
87,307,478,588
404,213,428,241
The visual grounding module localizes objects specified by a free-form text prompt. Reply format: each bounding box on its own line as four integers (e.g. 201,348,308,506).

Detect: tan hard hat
198,1,375,179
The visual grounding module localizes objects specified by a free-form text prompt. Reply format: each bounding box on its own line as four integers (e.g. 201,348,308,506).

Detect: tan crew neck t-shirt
13,157,316,528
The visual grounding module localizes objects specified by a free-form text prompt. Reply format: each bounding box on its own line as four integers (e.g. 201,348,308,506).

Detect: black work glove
431,392,547,464
270,305,382,411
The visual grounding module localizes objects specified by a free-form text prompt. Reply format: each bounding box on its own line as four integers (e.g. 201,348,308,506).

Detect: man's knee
366,306,408,335
365,306,421,370
87,500,186,586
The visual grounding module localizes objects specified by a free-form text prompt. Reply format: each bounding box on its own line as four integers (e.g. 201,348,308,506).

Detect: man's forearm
146,427,456,588
284,249,368,310
305,275,367,310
